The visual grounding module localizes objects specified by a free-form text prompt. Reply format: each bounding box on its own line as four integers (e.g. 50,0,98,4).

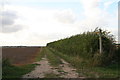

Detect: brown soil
2,47,41,66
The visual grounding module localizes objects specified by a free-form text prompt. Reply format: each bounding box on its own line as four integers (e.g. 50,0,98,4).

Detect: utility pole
99,29,102,54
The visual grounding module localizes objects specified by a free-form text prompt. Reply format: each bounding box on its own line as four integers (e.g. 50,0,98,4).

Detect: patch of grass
57,69,68,76
2,59,36,79
48,47,84,68
48,48,120,78
45,48,62,67
35,47,46,61
90,64,120,78
44,73,60,78
57,69,64,73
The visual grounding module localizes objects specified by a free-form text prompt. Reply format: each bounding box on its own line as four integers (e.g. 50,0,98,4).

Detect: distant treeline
47,28,119,66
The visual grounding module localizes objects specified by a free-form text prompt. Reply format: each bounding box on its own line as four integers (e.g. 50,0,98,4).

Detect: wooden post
99,29,102,54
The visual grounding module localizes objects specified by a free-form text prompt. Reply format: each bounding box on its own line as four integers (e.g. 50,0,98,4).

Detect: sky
0,0,119,46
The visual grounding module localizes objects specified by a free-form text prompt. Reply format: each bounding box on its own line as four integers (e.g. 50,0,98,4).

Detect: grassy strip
90,65,120,78
35,47,46,61
45,48,62,67
2,59,36,78
44,73,60,78
48,47,120,78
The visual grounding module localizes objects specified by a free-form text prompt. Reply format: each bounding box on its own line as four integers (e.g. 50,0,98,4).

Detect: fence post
99,29,102,54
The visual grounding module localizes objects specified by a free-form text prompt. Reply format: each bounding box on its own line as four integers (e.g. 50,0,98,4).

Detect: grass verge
2,59,37,78
44,73,60,78
48,47,120,78
45,48,62,67
35,47,46,61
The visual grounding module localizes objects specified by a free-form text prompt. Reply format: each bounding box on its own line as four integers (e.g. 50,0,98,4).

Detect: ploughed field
2,47,41,66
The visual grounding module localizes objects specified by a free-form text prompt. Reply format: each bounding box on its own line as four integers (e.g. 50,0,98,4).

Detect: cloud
1,11,17,25
104,0,115,10
0,5,78,46
55,9,76,24
79,0,117,29
103,0,119,12
5,0,80,3
0,10,23,33
0,1,118,46
80,0,101,19
74,0,103,31
2,25,23,33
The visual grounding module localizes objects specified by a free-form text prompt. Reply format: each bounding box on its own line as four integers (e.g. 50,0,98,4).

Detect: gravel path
22,56,84,78
59,59,79,78
22,57,58,78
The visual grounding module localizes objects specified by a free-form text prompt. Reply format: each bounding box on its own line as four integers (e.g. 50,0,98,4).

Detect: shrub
47,28,117,66
2,58,12,67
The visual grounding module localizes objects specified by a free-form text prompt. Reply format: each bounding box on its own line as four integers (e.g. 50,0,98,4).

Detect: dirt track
23,56,59,78
23,55,84,78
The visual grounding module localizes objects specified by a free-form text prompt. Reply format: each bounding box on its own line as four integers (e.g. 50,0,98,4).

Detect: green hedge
47,28,117,66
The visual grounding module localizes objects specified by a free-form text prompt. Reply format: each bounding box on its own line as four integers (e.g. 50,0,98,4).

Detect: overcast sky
0,0,119,46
